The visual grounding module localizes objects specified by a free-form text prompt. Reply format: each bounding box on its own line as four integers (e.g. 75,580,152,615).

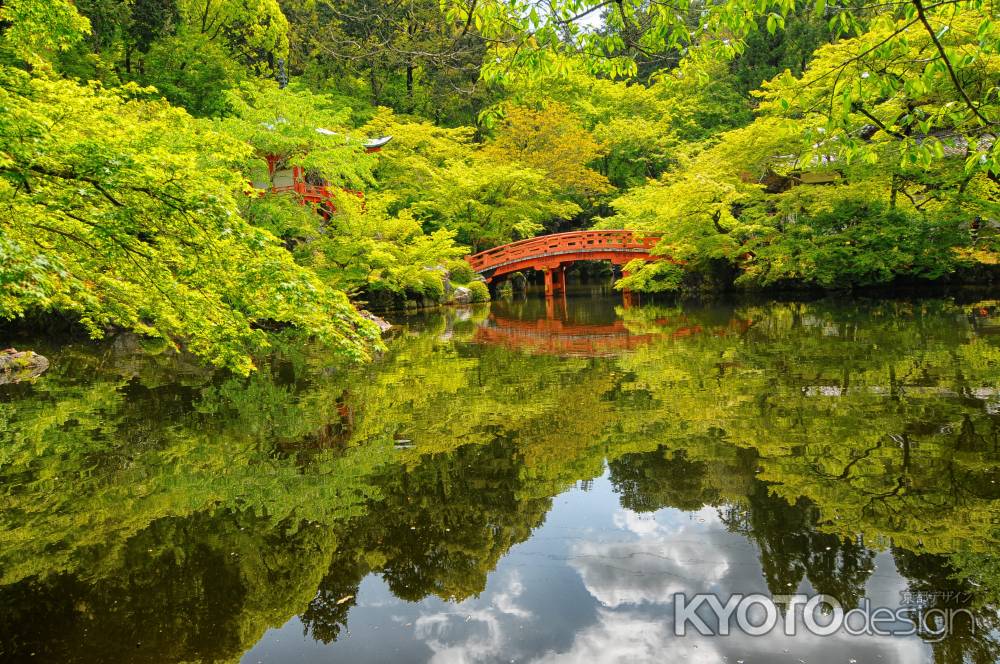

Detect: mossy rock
0,349,50,384
450,286,473,305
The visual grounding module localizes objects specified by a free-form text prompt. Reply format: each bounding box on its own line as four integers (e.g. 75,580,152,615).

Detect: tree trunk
370,67,380,105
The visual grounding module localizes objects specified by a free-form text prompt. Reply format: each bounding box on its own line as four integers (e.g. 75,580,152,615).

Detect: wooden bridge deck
465,230,661,295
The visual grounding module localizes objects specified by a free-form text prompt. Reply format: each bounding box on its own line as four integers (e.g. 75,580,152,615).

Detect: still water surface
3,289,1000,663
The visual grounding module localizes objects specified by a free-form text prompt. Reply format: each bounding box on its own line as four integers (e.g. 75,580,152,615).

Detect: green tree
363,108,577,251
225,84,468,300
484,103,613,203
281,0,490,125
0,67,378,373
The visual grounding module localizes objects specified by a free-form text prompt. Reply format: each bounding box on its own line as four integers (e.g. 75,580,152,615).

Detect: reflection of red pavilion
970,301,1000,335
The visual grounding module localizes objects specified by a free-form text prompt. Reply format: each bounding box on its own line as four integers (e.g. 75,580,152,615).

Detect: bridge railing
465,230,660,273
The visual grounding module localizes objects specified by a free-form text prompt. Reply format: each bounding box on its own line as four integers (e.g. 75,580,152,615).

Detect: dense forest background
0,0,997,371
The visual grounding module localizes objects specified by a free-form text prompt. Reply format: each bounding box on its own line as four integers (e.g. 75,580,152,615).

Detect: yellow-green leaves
759,7,999,175
0,0,91,66
177,0,289,60
363,108,578,252
222,80,376,188
0,66,378,373
409,157,576,251
483,103,613,201
232,102,469,300
599,4,999,294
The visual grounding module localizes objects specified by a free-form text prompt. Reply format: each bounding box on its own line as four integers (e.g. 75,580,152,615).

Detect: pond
3,288,1000,663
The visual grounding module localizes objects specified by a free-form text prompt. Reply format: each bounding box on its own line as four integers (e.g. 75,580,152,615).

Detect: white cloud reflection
546,506,929,664
413,573,532,664
408,503,932,664
531,608,721,664
530,605,928,664
570,508,731,608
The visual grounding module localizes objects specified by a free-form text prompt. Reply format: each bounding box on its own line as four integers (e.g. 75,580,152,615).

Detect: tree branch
853,104,907,139
912,0,991,126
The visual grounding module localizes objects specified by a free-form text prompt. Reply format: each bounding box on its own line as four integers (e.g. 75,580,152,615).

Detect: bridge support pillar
620,269,634,308
544,265,566,297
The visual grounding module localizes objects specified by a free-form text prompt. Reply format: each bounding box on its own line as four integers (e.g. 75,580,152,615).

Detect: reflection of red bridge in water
474,317,660,357
474,313,754,357
465,230,662,296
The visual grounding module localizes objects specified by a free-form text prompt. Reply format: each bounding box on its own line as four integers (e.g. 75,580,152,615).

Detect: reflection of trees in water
370,442,552,602
893,548,1000,664
300,545,368,644
609,442,879,609
609,447,720,512
737,482,875,609
0,509,331,663
8,299,1000,660
301,440,554,642
610,429,1000,658
0,440,554,661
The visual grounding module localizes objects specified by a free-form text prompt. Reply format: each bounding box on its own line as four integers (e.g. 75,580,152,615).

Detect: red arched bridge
464,230,662,296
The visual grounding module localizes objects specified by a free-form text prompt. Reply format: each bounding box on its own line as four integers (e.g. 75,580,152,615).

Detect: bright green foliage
222,80,376,187
4,0,1000,365
139,32,246,117
494,56,678,187
409,157,576,251
457,0,998,129
494,56,753,190
226,91,468,299
0,0,91,66
8,0,1000,654
460,0,803,84
42,0,288,116
757,7,999,176
177,0,289,63
741,200,965,287
0,67,378,373
362,108,477,207
454,0,999,294
286,191,466,299
445,258,476,284
652,59,755,141
483,103,613,201
365,108,578,251
604,8,1000,293
600,117,799,284
467,280,490,302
